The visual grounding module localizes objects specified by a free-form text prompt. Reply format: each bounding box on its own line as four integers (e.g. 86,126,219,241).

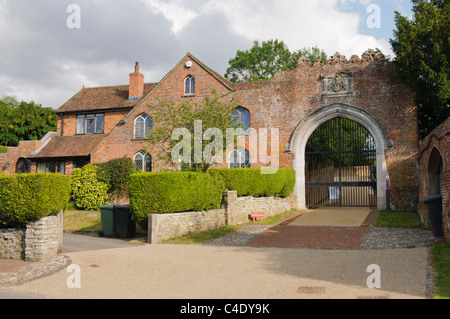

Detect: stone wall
148,209,226,244
223,190,293,226
0,212,63,261
147,190,293,243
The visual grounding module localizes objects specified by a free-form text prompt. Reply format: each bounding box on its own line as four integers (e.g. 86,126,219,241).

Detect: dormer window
76,113,104,135
184,75,195,95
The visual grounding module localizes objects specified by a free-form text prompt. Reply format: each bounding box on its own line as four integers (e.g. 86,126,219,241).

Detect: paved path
0,209,433,300
3,243,430,299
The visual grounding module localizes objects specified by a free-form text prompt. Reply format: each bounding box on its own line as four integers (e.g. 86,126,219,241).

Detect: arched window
229,147,250,168
134,151,152,172
134,114,153,139
231,107,251,132
184,75,195,95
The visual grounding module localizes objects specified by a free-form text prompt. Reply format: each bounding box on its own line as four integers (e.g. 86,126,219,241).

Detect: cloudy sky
0,0,413,109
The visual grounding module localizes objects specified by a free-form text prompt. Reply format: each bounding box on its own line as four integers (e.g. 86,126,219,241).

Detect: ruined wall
233,50,419,210
418,118,450,240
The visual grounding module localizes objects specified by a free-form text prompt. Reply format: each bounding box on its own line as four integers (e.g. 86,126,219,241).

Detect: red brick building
0,50,420,211
418,118,450,239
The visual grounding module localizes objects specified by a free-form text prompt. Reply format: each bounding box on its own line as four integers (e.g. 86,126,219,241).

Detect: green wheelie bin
99,205,116,237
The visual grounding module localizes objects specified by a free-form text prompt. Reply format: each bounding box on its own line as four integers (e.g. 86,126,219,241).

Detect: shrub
71,164,109,211
208,168,295,198
0,173,71,228
96,157,136,203
0,146,7,154
129,171,225,229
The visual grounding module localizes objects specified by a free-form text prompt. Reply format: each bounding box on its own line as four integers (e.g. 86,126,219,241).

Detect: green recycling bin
99,205,116,237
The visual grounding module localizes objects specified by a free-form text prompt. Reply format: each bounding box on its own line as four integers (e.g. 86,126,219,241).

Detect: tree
390,0,450,138
225,39,327,83
0,95,57,146
146,90,240,172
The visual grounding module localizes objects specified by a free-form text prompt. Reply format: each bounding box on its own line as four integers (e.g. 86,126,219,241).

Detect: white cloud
142,0,200,33
146,0,393,57
0,0,396,108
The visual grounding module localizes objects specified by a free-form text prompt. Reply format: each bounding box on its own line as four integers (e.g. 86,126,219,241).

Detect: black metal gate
305,117,377,208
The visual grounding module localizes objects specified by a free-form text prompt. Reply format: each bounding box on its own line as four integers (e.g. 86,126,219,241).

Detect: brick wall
91,52,418,211
58,110,130,137
232,53,418,210
91,56,232,166
0,132,58,175
418,118,450,240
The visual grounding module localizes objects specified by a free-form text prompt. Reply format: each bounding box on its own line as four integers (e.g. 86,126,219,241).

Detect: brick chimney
129,62,144,102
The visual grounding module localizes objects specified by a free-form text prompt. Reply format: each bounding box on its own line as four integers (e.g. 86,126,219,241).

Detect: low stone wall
0,212,63,261
148,191,293,244
223,191,293,225
148,209,226,244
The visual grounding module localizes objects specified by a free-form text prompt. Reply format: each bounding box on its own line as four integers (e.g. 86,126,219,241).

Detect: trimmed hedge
208,168,295,198
129,171,225,229
0,173,71,228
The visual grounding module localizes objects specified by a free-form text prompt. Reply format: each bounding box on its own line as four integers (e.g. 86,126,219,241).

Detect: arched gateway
288,104,392,210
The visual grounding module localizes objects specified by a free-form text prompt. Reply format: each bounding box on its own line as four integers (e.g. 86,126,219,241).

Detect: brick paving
0,259,29,277
246,208,378,250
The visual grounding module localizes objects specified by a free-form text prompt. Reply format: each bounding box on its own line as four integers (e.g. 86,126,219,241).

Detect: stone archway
288,103,392,210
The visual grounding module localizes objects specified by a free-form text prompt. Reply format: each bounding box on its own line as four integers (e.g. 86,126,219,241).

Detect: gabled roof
90,52,235,155
185,52,234,91
57,83,158,114
30,134,106,159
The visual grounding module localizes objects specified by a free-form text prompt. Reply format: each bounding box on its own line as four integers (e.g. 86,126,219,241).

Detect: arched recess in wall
428,147,443,196
15,157,30,174
288,103,391,210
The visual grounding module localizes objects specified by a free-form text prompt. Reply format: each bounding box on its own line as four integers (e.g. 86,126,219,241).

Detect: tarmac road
1,238,431,300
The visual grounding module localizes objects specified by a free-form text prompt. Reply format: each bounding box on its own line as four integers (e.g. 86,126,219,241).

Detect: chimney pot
129,62,144,102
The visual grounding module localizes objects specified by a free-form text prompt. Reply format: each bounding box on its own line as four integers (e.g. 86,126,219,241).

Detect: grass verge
373,210,424,228
163,210,298,245
431,242,450,299
163,225,241,245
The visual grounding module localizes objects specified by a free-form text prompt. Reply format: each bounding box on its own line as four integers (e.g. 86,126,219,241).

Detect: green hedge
129,171,225,229
208,168,295,198
0,173,71,228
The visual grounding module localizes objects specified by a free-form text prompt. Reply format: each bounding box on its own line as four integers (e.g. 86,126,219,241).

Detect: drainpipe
386,175,391,212
60,113,64,136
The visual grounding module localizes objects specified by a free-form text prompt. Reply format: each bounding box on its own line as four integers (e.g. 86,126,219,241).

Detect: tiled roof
56,83,158,113
30,134,105,159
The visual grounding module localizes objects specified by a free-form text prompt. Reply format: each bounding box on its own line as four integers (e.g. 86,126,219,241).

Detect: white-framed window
134,151,152,172
76,113,104,135
134,113,153,139
184,75,195,95
231,107,251,133
37,161,66,175
229,147,251,168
